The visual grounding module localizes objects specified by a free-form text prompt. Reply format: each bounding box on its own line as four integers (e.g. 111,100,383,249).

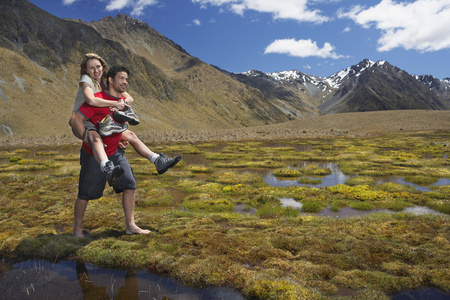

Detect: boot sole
108,167,124,187
157,156,181,175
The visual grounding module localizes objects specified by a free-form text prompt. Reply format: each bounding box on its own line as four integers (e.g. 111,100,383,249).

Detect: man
73,66,150,237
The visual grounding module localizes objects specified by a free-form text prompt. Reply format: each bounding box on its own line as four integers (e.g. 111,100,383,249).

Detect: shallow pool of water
0,259,245,300
391,287,450,300
265,162,449,191
279,198,445,218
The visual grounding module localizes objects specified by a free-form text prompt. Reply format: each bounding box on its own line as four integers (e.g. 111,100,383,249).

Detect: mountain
0,0,448,139
415,75,450,108
229,59,449,115
318,59,447,113
0,0,294,137
217,67,320,118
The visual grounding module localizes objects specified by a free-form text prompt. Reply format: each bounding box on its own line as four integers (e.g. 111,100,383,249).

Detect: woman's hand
110,99,127,112
119,140,129,150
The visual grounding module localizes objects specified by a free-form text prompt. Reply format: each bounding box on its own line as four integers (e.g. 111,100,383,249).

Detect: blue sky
29,0,450,79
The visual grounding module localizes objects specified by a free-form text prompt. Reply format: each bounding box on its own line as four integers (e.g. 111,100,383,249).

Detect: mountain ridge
0,0,448,138
0,0,297,137
228,58,449,114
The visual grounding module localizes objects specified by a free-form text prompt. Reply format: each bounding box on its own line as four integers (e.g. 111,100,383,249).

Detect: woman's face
86,58,103,82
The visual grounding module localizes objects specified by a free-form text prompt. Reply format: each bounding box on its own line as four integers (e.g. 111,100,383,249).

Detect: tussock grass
0,132,449,299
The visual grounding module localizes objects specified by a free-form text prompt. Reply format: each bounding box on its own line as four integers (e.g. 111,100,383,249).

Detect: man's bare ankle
73,229,84,238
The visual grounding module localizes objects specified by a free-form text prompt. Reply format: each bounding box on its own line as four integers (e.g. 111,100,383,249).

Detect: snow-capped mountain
414,75,450,106
229,59,449,114
325,58,377,89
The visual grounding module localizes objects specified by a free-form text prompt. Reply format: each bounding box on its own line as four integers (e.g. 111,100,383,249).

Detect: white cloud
62,0,78,4
105,0,158,16
193,19,202,26
338,0,450,52
192,0,329,24
342,26,351,33
105,0,130,11
264,38,344,59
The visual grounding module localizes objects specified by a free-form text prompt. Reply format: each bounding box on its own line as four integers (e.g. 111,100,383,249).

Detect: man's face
109,71,128,94
86,59,103,83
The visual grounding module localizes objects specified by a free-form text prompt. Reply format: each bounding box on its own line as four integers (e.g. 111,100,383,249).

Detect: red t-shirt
78,91,123,156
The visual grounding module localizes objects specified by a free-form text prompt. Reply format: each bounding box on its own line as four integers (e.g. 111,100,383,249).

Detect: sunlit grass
0,132,449,299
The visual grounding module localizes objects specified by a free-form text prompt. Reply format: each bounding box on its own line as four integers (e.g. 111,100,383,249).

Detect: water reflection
392,287,450,300
265,163,349,188
279,198,445,218
376,177,450,192
265,162,449,191
0,259,245,300
2,145,447,192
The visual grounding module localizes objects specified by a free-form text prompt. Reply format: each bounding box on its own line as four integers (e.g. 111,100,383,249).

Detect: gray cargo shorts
77,148,136,200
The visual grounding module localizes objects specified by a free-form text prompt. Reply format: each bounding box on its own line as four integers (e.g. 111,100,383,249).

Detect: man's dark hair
106,66,130,88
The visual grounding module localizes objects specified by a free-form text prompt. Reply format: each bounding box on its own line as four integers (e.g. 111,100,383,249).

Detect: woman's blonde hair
79,53,109,90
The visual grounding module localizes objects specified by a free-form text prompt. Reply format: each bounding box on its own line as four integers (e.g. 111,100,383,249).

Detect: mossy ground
0,132,449,299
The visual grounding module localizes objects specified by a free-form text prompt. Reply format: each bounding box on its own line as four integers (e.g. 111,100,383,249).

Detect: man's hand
119,140,129,150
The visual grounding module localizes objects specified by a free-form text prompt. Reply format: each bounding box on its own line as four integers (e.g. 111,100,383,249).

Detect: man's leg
74,148,108,238
122,189,150,235
73,198,89,237
111,149,149,234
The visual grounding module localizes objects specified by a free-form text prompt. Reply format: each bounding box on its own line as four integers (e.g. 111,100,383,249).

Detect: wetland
0,131,449,299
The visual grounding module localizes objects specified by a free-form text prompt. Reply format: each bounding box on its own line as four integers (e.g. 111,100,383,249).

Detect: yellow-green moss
1,133,449,300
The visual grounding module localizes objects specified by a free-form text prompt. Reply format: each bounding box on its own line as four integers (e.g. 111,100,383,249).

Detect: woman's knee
122,130,137,142
89,131,102,144
69,113,77,127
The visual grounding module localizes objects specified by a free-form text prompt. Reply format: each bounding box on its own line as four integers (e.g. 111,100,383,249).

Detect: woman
69,53,180,185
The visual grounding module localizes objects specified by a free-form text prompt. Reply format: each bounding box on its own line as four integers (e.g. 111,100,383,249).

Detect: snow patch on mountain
325,59,375,89
239,59,449,104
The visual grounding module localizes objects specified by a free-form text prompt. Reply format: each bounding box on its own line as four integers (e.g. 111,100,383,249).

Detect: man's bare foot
73,229,87,238
126,224,150,235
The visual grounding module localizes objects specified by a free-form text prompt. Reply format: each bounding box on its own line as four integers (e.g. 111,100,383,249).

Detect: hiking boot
102,161,124,187
98,115,128,136
113,106,140,125
155,153,181,175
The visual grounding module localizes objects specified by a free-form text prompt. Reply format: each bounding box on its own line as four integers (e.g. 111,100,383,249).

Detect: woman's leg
121,129,153,158
121,129,181,175
69,112,86,140
88,130,108,164
70,112,108,165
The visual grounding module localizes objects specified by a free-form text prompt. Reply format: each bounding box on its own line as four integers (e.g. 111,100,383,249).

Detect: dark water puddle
391,287,450,300
265,162,349,188
378,177,450,191
0,259,244,300
1,144,449,299
279,198,445,218
2,145,448,192
265,162,449,191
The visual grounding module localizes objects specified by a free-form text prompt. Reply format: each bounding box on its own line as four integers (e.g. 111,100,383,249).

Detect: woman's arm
81,82,126,109
121,91,134,105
